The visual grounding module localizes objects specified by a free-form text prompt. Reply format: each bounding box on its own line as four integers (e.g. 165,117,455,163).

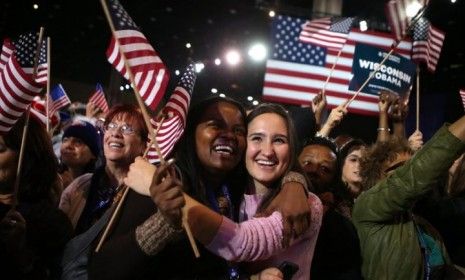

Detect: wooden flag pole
344,47,396,109
12,27,45,209
100,0,164,164
416,66,420,131
46,37,51,133
321,48,343,98
94,115,166,253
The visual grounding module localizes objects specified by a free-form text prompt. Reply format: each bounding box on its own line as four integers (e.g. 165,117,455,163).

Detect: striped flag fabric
412,17,445,73
13,33,48,85
48,84,71,115
263,15,412,116
0,35,45,133
459,89,465,111
105,0,169,111
299,17,355,51
385,0,430,41
0,39,14,71
89,83,109,113
30,97,60,128
147,64,196,164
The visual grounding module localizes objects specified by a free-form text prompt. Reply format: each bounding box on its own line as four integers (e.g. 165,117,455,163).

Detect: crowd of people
1,89,465,280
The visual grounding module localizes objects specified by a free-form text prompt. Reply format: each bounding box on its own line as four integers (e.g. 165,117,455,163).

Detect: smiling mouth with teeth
213,145,234,155
109,142,124,148
256,160,276,166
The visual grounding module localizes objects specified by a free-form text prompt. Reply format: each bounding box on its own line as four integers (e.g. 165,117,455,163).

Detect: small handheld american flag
105,0,169,111
0,33,45,134
48,84,71,116
299,17,355,51
412,17,445,73
147,64,196,164
89,83,109,113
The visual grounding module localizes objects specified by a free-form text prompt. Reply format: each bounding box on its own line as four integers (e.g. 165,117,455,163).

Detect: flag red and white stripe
0,38,44,133
89,83,109,113
385,0,430,41
263,15,412,116
459,89,465,111
412,18,445,73
299,17,354,51
147,64,195,164
47,84,71,116
106,0,169,111
30,97,59,128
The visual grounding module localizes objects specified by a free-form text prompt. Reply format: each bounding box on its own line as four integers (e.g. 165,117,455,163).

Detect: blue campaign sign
349,43,416,97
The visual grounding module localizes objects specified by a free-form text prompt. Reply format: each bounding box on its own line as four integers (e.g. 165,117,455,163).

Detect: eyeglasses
104,122,136,135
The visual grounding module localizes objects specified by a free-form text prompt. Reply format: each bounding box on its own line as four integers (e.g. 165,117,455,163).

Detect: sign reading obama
349,44,416,96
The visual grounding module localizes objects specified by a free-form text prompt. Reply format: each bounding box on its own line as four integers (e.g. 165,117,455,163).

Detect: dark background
1,0,464,143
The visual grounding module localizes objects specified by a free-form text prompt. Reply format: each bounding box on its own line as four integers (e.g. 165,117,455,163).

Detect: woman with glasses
83,98,312,279
59,104,148,233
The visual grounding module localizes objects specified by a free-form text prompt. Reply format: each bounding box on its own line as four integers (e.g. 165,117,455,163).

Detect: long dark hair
4,116,60,205
246,103,311,213
174,97,247,216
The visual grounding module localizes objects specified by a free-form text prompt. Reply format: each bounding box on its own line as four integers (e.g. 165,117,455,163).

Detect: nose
260,141,274,157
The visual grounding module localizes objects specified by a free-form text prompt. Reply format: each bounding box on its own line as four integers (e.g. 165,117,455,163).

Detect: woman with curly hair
354,121,465,279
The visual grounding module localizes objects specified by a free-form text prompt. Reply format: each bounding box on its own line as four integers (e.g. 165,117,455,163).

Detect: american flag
105,0,169,111
0,35,44,133
412,18,445,73
48,84,71,116
30,97,60,128
89,83,109,113
299,17,355,51
459,89,465,111
13,33,48,85
147,64,196,164
0,39,14,71
385,0,430,42
263,15,412,116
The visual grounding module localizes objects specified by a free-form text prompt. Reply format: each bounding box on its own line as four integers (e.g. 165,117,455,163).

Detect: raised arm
389,95,409,140
376,91,392,143
318,102,347,137
354,125,465,223
312,92,327,131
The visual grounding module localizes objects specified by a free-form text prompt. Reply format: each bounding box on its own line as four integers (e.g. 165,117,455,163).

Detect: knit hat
62,120,100,157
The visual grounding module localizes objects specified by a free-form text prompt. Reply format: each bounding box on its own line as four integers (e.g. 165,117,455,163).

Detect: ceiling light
248,43,267,62
359,20,368,32
195,62,205,73
175,70,180,76
269,10,276,17
185,43,191,49
219,93,226,98
33,4,39,9
225,50,241,66
211,88,218,94
214,58,221,65
247,96,253,101
252,100,259,106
